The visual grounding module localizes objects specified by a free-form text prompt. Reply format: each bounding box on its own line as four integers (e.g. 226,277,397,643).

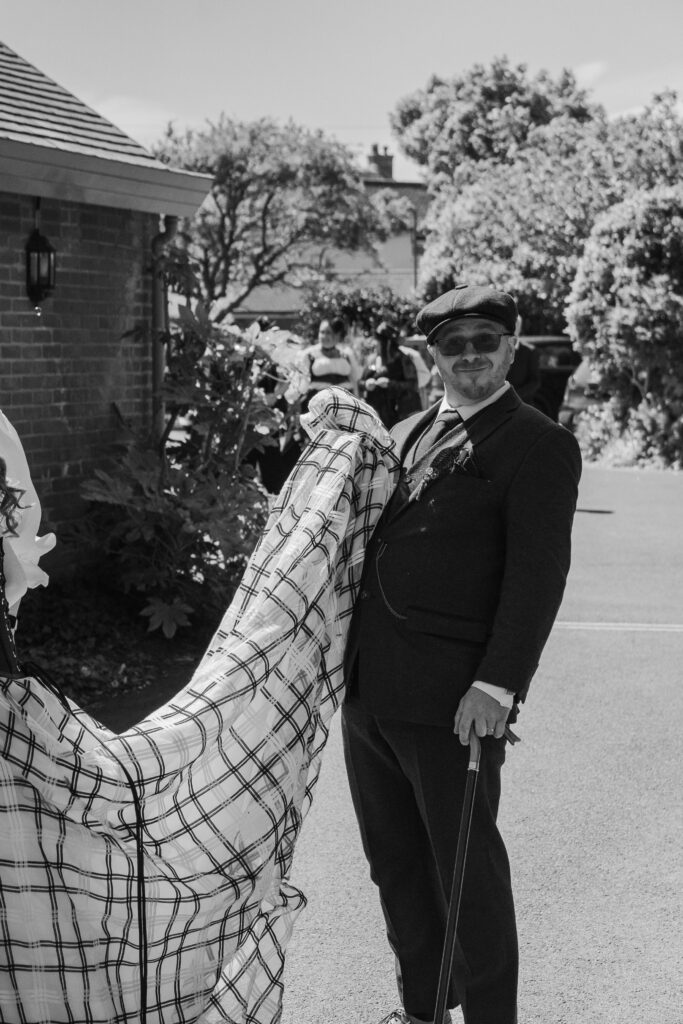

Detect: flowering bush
573,399,683,468
566,185,683,467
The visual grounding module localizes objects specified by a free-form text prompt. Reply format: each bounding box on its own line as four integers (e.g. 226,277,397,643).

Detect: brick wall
0,191,157,570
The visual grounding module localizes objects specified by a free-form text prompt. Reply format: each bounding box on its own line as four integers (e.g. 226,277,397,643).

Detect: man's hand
454,685,510,745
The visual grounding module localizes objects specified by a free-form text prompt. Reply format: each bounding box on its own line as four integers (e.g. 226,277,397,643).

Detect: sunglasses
432,331,509,356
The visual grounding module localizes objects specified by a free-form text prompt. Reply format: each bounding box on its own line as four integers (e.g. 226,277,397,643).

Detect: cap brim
425,313,512,344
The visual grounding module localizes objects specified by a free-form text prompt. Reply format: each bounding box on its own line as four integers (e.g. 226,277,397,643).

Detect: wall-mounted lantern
25,198,56,316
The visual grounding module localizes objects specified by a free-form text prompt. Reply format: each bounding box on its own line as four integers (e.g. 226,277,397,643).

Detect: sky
2,0,683,181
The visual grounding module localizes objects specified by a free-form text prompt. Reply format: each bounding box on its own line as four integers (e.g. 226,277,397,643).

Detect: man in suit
505,316,541,405
342,284,582,1024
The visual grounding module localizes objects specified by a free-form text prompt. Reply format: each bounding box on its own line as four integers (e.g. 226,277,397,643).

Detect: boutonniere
446,442,477,474
409,442,478,502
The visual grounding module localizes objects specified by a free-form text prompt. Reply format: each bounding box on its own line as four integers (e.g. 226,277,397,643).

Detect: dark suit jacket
345,387,582,726
506,341,541,402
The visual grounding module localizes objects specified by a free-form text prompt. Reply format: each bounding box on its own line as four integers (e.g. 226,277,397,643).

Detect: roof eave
0,137,211,218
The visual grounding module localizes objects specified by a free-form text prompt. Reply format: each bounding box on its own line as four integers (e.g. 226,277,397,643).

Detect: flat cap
416,284,518,342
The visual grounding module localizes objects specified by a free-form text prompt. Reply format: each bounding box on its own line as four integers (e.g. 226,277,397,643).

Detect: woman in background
300,317,361,411
360,321,424,428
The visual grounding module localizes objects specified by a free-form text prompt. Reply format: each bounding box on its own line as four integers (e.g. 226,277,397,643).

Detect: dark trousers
342,702,518,1024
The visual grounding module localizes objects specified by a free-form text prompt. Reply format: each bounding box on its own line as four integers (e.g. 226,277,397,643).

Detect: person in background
342,284,582,1024
399,343,431,410
246,318,306,494
505,315,541,405
300,317,361,411
360,322,423,428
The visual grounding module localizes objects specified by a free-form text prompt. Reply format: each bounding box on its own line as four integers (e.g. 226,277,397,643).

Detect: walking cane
433,731,481,1024
433,725,520,1024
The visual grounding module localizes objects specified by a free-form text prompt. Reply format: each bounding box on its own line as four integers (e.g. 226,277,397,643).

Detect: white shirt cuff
472,681,515,708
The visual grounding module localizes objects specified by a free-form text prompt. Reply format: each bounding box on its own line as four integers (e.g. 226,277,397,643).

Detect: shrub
566,185,683,466
297,283,420,341
574,398,683,469
77,306,308,635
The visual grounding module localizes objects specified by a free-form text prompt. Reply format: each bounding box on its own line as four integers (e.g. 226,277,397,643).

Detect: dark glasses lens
435,332,506,356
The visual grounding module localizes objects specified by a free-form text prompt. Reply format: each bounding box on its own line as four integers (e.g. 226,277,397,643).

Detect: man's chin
453,379,493,402
461,387,487,402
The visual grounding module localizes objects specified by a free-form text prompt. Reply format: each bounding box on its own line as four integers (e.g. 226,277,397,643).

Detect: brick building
0,42,209,571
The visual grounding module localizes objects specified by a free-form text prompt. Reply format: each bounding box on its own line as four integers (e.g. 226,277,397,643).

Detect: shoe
377,1011,452,1024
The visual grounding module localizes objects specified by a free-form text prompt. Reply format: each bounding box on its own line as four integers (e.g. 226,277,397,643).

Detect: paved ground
95,465,683,1023
279,466,683,1024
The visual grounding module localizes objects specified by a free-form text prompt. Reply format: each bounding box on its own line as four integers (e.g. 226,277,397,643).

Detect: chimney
367,143,394,179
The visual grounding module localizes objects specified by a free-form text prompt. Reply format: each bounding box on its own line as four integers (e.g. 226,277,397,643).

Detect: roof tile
0,40,157,163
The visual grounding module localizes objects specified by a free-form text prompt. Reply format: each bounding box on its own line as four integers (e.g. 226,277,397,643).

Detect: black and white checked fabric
0,388,400,1024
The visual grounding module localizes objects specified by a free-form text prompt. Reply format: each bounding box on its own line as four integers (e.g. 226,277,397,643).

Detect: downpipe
150,215,179,441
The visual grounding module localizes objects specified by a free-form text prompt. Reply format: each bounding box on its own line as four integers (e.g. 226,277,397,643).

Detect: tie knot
409,407,465,465
436,409,462,427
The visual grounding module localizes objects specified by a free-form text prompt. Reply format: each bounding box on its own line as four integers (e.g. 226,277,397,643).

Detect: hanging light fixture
25,197,56,316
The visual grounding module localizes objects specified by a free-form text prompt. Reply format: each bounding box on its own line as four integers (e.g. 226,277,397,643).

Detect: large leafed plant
80,304,308,636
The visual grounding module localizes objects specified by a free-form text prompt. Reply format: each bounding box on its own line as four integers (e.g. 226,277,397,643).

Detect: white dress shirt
438,380,510,421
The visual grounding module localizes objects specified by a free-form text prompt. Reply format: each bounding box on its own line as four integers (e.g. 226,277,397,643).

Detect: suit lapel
392,388,520,457
392,404,439,463
463,387,520,447
382,406,439,523
384,389,521,524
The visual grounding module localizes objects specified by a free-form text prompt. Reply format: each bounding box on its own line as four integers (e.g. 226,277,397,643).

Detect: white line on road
555,621,683,632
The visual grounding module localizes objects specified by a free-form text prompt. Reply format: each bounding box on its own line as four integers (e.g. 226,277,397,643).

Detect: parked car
559,357,615,428
520,335,582,424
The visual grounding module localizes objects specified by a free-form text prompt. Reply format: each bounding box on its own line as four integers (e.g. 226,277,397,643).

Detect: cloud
594,63,683,118
573,61,609,88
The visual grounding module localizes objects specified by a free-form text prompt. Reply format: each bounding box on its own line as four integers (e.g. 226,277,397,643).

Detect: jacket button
360,590,369,600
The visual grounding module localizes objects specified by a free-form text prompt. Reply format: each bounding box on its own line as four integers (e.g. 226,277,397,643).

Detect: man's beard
456,378,492,401
446,357,510,402
449,364,496,401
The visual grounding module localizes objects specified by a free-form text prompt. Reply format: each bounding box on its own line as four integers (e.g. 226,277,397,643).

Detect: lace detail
0,539,20,675
0,409,56,611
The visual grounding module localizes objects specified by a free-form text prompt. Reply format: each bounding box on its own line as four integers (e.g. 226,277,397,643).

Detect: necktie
411,408,463,463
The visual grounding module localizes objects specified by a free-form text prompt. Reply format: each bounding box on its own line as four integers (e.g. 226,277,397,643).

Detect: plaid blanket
0,389,399,1024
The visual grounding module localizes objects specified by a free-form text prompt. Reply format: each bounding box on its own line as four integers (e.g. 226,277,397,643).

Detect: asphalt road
280,466,683,1024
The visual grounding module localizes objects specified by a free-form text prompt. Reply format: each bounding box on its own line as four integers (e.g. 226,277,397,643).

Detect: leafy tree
607,90,683,193
154,117,397,318
565,184,683,466
416,92,683,332
391,56,599,185
418,116,617,331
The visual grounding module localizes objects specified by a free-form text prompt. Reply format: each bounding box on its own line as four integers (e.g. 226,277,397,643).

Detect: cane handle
504,725,521,745
468,731,481,771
